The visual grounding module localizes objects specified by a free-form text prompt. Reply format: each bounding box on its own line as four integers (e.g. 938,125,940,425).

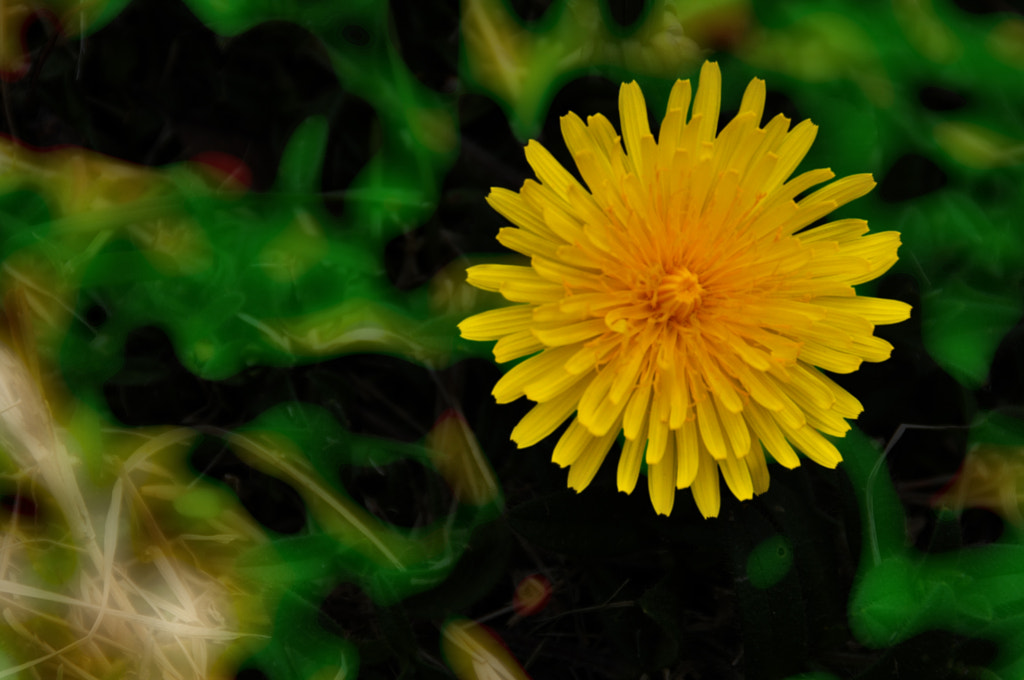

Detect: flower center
655,267,704,321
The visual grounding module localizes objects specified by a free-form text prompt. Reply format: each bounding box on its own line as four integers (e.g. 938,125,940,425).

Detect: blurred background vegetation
1,0,1024,678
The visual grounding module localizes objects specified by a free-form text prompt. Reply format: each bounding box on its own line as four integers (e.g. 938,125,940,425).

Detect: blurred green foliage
0,0,1023,678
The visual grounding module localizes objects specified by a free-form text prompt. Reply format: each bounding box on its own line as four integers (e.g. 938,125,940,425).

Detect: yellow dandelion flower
458,61,912,518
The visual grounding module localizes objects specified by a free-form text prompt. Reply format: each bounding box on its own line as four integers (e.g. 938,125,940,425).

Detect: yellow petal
524,139,584,202
719,453,754,501
838,231,902,284
800,173,876,213
511,380,585,447
532,318,607,346
524,363,591,402
623,374,653,440
497,226,560,258
587,112,627,164
576,379,629,437
697,347,743,413
551,418,589,467
576,360,623,434
745,402,801,469
745,440,771,495
617,424,647,493
786,362,837,411
818,296,912,325
658,80,691,171
607,344,647,404
692,61,722,145
785,175,875,236
722,354,786,412
780,421,843,468
766,167,835,211
766,119,818,188
695,388,728,460
619,80,653,182
798,340,863,373
738,77,766,125
540,204,585,245
467,264,564,302
565,421,621,490
667,361,690,429
487,186,547,233
665,78,693,120
492,345,579,403
715,396,751,457
532,254,599,287
566,140,617,202
800,403,852,438
691,444,721,518
646,406,670,464
648,441,678,516
493,329,545,363
459,305,535,341
675,419,699,488
796,218,869,244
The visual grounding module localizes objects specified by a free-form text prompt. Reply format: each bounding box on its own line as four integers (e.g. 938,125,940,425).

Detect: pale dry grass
0,337,266,679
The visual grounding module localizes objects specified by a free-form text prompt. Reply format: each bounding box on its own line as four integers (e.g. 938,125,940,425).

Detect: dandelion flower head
459,62,911,518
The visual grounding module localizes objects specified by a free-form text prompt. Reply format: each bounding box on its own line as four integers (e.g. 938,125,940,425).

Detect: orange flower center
653,266,704,323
